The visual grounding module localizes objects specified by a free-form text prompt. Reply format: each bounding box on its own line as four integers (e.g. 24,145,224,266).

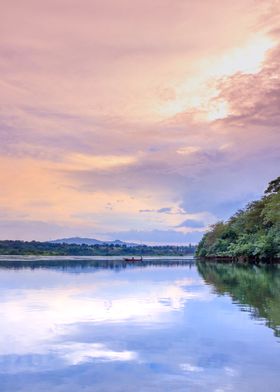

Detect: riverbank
196,177,280,262
197,256,280,264
0,240,196,257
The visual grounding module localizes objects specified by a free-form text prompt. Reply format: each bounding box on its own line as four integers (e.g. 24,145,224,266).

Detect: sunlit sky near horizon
0,0,279,244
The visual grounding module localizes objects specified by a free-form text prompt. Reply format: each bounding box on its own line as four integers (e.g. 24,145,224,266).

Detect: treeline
0,240,196,256
196,176,280,262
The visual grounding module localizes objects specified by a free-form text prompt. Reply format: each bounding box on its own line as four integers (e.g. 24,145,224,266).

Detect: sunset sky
1,0,279,243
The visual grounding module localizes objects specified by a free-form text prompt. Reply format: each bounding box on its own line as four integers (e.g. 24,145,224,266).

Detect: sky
0,0,279,244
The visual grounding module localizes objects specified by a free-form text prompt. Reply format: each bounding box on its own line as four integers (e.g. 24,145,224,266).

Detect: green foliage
265,176,280,195
0,240,196,256
196,176,280,261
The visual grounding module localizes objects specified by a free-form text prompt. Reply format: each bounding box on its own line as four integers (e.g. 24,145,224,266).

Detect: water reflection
0,261,280,391
0,262,207,370
197,262,280,337
0,257,195,271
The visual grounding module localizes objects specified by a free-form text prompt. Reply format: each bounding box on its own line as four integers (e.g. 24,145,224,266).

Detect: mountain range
48,237,140,247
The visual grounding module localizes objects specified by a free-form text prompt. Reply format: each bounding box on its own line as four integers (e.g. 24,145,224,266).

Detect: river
0,258,279,391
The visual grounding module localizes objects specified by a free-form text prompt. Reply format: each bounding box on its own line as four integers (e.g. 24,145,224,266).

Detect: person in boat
123,256,143,262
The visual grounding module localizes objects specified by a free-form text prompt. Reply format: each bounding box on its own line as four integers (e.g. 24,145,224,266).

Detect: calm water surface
0,259,279,391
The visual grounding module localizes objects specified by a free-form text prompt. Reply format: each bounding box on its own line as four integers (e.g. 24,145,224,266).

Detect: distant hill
48,237,140,247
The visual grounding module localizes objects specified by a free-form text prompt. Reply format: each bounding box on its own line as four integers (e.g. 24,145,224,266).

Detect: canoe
123,257,143,262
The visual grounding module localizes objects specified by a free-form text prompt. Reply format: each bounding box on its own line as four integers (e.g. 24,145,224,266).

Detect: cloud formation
0,0,279,243
215,44,280,128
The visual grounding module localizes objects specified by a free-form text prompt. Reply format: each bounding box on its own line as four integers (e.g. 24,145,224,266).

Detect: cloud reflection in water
0,267,210,369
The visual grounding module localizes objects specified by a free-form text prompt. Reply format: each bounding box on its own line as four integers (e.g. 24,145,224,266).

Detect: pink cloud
214,45,280,128
0,0,279,241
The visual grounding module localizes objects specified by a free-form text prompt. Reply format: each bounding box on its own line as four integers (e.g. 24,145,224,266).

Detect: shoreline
0,254,195,262
197,256,280,264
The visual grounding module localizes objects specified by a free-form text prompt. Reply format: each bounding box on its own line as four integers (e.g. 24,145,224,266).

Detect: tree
196,176,280,261
265,176,280,195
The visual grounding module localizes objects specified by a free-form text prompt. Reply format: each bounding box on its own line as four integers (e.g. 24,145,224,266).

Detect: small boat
123,256,143,262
